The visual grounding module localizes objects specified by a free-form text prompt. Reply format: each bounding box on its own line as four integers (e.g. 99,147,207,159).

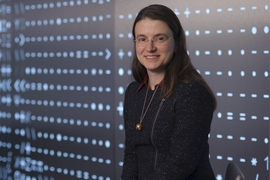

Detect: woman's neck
147,71,164,90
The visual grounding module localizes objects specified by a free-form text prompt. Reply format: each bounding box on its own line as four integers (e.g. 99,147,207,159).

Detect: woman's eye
157,37,166,41
138,38,146,42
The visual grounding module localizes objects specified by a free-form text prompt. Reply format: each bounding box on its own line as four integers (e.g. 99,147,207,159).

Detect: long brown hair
132,4,217,108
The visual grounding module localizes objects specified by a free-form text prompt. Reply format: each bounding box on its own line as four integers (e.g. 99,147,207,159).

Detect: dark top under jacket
121,80,216,180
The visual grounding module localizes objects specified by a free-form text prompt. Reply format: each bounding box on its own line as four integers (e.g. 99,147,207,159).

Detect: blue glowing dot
91,122,97,127
63,136,68,141
44,149,49,155
91,103,96,110
98,34,103,39
98,104,103,111
92,139,97,145
84,138,89,144
195,50,200,56
50,150,55,156
119,124,124,130
31,20,36,26
98,86,103,92
76,103,82,108
252,27,257,34
105,140,110,148
264,26,269,34
106,159,111,164
56,134,62,141
83,103,88,108
70,170,75,176
98,158,104,163
98,140,103,146
77,154,82,159
44,133,48,139
50,166,55,172
20,129,25,136
69,136,75,142
57,168,62,173
118,68,124,76
98,123,103,127
57,151,62,157
25,21,30,27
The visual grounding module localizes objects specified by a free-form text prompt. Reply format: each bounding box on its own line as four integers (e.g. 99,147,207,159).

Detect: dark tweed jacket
121,81,215,180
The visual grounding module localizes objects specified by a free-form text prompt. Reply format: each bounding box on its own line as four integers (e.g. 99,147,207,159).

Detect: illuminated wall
0,0,269,179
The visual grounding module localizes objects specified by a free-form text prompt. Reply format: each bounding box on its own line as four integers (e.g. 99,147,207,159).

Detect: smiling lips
145,55,159,59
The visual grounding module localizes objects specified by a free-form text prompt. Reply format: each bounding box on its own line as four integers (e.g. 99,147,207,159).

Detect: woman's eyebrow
136,33,168,37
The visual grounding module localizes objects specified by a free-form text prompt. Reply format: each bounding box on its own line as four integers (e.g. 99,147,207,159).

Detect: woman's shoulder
126,81,139,90
175,80,211,98
124,81,140,94
177,80,205,91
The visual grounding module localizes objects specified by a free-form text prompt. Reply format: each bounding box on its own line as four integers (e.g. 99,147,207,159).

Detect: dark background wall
0,0,269,179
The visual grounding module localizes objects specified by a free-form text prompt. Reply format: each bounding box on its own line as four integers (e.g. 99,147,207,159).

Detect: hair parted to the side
132,4,217,108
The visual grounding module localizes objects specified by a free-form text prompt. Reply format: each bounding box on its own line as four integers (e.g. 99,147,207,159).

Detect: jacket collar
136,75,163,92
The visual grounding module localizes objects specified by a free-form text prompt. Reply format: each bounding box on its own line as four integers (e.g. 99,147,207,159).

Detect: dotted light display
1,0,114,180
0,0,269,180
114,0,269,179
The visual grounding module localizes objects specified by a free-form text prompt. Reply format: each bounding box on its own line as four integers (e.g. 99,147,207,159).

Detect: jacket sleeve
141,82,214,180
121,83,138,180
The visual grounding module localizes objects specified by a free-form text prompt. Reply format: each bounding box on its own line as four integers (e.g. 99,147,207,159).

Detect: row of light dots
15,34,111,43
185,26,269,36
14,144,90,161
24,14,111,27
116,49,269,58
31,116,89,126
215,134,268,144
25,67,111,76
16,82,111,93
18,98,111,111
117,68,269,78
24,51,107,59
30,115,111,129
24,0,110,10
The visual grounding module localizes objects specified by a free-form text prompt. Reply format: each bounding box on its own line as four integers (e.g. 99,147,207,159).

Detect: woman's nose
145,40,156,51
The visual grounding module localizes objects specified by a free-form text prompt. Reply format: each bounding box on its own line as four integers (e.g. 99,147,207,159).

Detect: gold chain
136,86,159,131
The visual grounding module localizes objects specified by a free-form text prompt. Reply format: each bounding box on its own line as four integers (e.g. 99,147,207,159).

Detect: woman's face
134,18,175,74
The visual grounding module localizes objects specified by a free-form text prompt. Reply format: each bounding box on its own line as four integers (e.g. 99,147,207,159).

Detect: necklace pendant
136,123,142,131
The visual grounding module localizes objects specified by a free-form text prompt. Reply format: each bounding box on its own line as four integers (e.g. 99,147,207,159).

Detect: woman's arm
121,83,138,180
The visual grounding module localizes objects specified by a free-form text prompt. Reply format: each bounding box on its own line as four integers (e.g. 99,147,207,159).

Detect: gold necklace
136,86,159,131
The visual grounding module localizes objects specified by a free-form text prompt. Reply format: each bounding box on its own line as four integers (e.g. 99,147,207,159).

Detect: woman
121,4,217,180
